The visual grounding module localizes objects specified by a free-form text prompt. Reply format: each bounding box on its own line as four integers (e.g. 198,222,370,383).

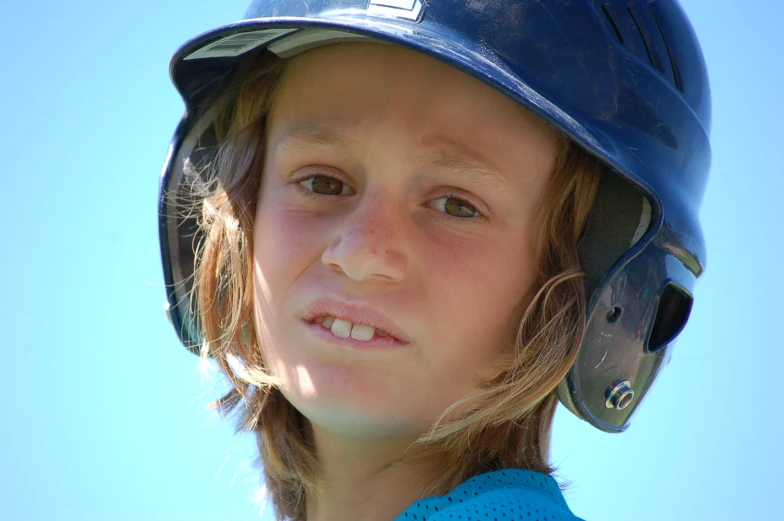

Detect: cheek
253,184,333,297
421,230,536,374
256,202,319,266
252,191,327,357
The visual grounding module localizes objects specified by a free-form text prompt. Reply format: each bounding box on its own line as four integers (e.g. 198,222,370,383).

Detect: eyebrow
274,124,513,191
275,124,357,153
419,143,512,192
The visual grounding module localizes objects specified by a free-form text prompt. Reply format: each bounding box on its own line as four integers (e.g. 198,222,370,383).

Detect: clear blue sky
2,1,782,520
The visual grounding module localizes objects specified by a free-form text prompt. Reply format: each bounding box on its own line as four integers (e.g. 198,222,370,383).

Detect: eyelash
293,173,485,220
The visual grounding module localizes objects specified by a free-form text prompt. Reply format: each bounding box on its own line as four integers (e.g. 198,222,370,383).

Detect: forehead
265,43,560,193
269,42,558,148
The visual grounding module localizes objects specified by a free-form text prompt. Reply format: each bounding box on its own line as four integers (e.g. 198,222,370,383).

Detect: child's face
252,43,559,438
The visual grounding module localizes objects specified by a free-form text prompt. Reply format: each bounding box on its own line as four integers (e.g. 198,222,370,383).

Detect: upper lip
302,296,410,343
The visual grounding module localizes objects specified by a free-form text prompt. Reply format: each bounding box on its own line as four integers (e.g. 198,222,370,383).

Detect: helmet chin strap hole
648,283,693,352
606,306,622,323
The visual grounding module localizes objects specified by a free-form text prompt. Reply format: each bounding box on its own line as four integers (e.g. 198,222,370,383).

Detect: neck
304,426,434,521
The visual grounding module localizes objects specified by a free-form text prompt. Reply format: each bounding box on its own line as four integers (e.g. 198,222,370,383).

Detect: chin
278,367,427,438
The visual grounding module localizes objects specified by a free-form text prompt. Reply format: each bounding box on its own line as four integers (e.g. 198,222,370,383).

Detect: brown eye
300,174,352,196
430,195,480,218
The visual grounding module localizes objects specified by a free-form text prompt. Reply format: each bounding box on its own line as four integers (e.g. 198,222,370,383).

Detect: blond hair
190,50,602,520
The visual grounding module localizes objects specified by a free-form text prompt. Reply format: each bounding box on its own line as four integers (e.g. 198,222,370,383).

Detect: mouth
303,317,408,349
301,297,411,349
314,315,393,340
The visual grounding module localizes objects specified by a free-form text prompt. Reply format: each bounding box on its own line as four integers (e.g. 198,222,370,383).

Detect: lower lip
302,320,409,350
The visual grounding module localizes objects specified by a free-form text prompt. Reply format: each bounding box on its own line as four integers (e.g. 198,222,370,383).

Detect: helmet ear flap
556,172,657,431
578,172,652,304
161,111,222,354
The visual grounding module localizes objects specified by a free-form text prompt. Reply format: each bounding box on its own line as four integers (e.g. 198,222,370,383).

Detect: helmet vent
600,4,625,45
647,283,693,353
598,2,682,93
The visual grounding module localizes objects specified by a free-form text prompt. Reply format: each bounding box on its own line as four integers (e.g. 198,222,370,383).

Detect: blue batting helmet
158,0,711,433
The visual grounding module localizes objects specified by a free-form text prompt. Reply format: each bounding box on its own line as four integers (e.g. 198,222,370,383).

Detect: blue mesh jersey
394,469,584,521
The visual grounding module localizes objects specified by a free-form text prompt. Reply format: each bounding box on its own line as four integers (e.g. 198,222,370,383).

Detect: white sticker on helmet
267,29,378,59
368,0,425,21
183,29,297,60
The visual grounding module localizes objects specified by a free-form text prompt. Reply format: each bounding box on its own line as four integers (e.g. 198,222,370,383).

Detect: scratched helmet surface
159,0,711,432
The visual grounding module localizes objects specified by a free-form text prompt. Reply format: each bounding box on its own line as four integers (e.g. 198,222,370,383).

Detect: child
159,1,711,520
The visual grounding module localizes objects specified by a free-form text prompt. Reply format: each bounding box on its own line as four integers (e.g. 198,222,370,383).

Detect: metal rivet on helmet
605,381,635,411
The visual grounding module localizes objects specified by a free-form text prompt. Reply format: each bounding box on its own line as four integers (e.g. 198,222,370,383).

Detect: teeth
330,318,352,339
316,315,390,341
350,324,375,341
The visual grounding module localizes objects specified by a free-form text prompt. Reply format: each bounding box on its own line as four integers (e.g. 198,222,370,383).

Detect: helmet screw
605,380,635,410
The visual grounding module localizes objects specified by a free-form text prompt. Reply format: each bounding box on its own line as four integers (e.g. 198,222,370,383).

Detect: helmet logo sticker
184,29,297,60
367,0,426,22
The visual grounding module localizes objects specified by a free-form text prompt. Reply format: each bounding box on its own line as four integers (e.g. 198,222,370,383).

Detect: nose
321,194,407,283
